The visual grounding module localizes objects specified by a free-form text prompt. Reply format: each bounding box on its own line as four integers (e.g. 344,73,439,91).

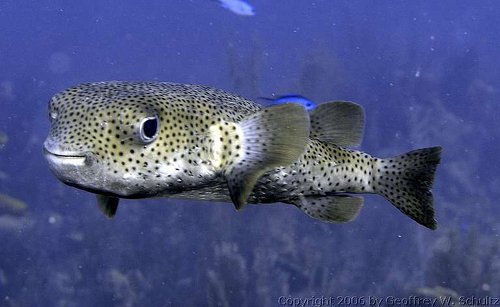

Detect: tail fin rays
375,147,442,230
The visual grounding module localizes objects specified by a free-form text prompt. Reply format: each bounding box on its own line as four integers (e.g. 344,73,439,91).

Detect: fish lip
43,147,89,166
43,147,87,159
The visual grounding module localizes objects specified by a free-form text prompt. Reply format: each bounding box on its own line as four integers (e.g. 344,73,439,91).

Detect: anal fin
96,194,119,218
295,195,363,223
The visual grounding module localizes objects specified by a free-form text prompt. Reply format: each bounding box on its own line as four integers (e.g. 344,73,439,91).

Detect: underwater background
1,1,499,306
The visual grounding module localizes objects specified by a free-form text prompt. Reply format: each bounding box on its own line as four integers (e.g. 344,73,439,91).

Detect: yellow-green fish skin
44,81,441,229
44,82,261,197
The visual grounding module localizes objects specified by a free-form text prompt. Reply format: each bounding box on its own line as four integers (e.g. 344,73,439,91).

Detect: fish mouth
43,147,87,166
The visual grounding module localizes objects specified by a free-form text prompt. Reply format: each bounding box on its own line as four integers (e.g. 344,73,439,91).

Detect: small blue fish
216,0,255,16
259,95,317,111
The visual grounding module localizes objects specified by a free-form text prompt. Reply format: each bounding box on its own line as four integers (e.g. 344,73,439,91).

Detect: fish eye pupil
140,116,159,142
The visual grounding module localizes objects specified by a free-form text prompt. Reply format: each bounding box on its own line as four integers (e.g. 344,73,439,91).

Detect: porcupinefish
43,82,442,229
259,94,316,111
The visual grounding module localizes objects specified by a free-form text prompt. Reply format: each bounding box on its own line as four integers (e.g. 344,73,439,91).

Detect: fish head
43,82,195,198
303,101,315,111
238,2,255,16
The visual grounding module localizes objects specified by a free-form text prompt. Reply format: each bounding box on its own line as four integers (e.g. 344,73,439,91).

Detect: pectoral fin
96,194,119,218
217,104,310,210
294,195,363,223
310,101,365,147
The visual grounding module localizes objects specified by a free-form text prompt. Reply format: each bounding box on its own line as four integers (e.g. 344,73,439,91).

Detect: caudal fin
375,147,442,230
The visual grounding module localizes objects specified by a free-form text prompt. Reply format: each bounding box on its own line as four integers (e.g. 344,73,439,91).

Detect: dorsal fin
310,101,365,147
209,103,310,210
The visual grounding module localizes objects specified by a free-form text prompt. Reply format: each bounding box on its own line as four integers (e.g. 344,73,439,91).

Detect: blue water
1,1,499,305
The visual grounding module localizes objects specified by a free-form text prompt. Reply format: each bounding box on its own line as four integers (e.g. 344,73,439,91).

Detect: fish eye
139,116,159,143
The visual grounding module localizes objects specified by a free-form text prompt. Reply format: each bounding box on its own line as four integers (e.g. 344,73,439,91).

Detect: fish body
217,0,255,16
44,82,441,229
259,95,317,111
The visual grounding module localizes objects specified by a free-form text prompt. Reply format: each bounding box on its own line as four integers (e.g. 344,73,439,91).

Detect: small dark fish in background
0,193,28,216
214,0,255,16
43,82,442,229
0,131,7,149
259,95,317,111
